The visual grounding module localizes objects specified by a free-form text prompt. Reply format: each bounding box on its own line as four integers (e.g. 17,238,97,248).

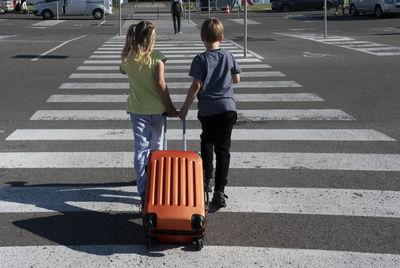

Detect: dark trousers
198,111,237,193
172,14,181,33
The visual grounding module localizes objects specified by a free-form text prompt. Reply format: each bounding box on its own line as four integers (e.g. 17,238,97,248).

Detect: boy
178,18,241,209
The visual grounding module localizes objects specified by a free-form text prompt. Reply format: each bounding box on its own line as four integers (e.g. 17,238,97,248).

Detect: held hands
167,105,178,118
177,108,188,121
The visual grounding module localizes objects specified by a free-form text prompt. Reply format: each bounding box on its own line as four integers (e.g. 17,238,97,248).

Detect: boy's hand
177,109,187,120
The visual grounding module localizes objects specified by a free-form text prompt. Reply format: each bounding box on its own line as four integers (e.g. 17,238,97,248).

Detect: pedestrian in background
120,21,177,209
178,18,241,209
171,0,183,34
335,0,345,15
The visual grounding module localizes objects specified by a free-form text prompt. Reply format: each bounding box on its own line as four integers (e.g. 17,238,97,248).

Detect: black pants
172,14,181,33
198,111,237,193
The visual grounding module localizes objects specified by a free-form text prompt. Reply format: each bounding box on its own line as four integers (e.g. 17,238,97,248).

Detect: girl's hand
167,105,178,117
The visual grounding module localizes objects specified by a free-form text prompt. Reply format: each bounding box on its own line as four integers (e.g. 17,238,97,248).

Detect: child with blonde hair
178,18,241,209
120,21,177,208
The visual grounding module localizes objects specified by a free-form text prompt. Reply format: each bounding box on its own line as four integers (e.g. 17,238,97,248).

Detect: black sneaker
212,191,228,208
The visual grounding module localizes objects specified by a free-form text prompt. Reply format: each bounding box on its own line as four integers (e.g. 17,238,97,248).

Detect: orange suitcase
143,119,207,250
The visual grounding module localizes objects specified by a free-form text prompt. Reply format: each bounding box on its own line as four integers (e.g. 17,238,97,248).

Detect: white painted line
59,81,301,89
76,64,272,71
97,20,106,27
46,93,322,103
374,51,400,56
6,129,394,141
2,152,399,171
90,53,254,59
2,245,399,267
1,185,400,218
328,41,372,45
32,20,65,27
29,109,353,121
31,35,86,62
94,49,245,54
77,66,120,70
69,71,285,79
229,19,261,24
83,58,262,64
357,47,400,52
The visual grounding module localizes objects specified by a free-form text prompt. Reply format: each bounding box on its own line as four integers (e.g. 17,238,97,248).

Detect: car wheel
93,9,103,20
374,5,383,18
282,4,292,12
42,9,53,20
350,4,358,16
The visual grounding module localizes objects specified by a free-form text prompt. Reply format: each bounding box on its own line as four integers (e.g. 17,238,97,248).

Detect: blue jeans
129,113,165,201
172,14,181,33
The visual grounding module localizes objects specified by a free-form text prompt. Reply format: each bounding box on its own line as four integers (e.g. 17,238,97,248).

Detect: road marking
6,129,393,141
83,58,262,64
46,93,322,103
69,71,285,79
94,49,244,54
77,64,272,70
29,109,353,121
0,34,15,39
1,152,399,171
59,81,301,89
277,33,400,56
96,20,107,27
90,53,254,59
31,35,86,62
229,19,261,25
1,245,399,267
0,185,399,217
32,20,65,27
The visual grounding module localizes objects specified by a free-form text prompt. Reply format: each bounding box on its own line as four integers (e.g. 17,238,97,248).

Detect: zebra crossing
2,20,400,266
278,33,400,56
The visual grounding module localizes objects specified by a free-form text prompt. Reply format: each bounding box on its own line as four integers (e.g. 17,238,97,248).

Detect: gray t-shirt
189,48,241,117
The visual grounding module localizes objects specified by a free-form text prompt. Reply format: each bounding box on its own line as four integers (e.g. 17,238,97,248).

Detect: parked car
33,0,112,20
272,0,337,11
349,0,400,18
0,0,15,13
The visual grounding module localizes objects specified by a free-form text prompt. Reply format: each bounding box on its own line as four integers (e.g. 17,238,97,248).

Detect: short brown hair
201,18,224,43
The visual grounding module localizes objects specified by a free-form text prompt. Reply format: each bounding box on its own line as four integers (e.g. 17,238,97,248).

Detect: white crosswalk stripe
46,93,322,102
29,109,354,121
1,185,400,217
2,22,400,266
69,71,285,79
2,245,399,267
1,152,400,170
6,129,393,141
59,81,302,89
77,63,272,70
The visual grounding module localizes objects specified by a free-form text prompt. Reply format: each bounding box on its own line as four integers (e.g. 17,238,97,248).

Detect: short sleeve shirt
189,48,241,117
120,50,166,115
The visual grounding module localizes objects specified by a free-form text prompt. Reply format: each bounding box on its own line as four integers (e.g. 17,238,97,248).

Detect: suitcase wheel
195,238,203,251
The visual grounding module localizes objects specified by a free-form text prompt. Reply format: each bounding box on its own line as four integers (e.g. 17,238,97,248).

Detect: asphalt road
1,4,400,267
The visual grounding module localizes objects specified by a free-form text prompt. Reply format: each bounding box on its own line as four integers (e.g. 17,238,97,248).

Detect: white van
0,0,15,12
33,0,112,20
349,0,400,18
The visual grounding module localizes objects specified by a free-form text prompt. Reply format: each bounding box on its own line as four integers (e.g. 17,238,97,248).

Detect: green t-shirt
120,50,167,115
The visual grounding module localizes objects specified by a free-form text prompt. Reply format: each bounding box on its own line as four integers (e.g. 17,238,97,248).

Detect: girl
120,21,177,208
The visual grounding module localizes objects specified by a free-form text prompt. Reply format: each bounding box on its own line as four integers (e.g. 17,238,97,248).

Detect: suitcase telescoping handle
163,113,186,151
